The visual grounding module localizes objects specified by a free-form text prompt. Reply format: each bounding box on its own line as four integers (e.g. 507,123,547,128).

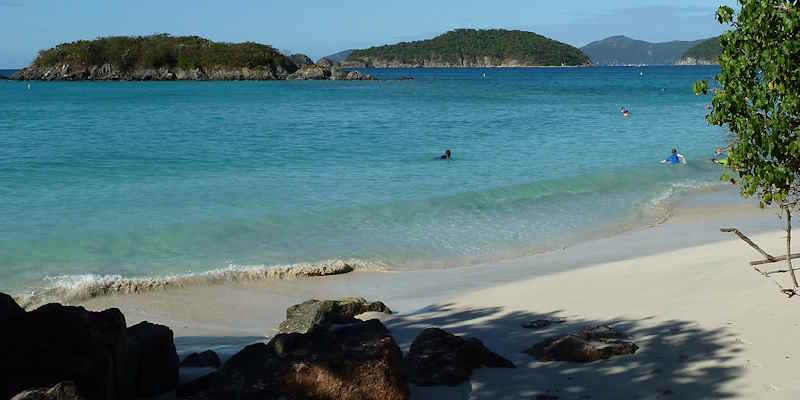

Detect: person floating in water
712,147,729,166
440,149,452,160
661,148,686,165
621,107,630,118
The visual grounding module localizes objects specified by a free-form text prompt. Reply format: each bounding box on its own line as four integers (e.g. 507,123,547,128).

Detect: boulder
405,328,514,386
126,321,180,397
181,350,222,369
178,319,409,400
0,304,130,400
10,382,86,400
286,64,331,80
525,325,638,363
278,297,392,334
1,292,24,323
344,71,374,81
289,53,314,68
316,57,339,68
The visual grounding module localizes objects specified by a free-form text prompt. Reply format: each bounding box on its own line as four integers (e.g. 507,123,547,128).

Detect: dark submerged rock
0,304,130,400
181,350,222,369
277,297,392,334
126,321,180,397
405,328,514,386
178,319,409,400
525,325,639,362
10,382,86,400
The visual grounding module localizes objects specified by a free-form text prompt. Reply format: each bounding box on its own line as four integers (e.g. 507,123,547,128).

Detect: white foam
16,259,386,309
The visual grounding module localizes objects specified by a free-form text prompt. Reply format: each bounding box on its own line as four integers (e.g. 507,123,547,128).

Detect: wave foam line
16,259,386,309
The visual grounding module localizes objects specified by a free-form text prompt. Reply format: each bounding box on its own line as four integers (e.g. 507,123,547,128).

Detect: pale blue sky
0,0,737,68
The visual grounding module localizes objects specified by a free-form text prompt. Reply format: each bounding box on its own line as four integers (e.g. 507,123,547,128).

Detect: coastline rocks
344,71,374,81
0,303,131,400
278,297,393,334
286,64,331,80
10,382,86,400
126,322,180,397
316,57,339,68
1,292,24,322
181,350,222,369
179,319,409,400
289,53,314,68
341,60,370,68
406,328,514,386
12,64,292,81
525,325,638,363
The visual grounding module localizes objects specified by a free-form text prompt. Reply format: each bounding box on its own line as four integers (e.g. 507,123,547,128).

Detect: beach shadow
385,303,745,400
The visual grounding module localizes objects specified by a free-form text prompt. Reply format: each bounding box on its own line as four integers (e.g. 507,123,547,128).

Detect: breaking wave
15,259,387,309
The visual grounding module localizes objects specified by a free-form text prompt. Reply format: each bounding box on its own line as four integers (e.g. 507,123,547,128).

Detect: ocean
0,66,727,301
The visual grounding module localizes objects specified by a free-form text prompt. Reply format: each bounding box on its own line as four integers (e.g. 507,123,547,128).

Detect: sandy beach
78,189,800,399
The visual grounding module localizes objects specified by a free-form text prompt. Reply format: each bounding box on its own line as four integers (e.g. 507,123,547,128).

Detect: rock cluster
278,297,392,334
11,64,293,81
181,350,222,369
525,325,639,362
10,382,86,400
0,295,179,400
406,328,515,386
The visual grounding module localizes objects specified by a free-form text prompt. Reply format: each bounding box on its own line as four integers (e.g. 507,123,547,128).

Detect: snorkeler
621,107,630,117
440,149,452,160
661,148,686,165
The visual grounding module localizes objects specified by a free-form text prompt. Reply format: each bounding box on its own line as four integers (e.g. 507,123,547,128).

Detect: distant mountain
345,29,590,68
678,36,721,65
323,50,354,63
581,36,707,66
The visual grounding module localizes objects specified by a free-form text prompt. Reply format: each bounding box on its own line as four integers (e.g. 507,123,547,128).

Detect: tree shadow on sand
385,303,745,400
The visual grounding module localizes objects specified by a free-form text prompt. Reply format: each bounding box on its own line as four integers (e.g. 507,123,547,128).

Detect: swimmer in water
661,148,686,165
621,107,630,117
440,149,452,160
712,147,729,166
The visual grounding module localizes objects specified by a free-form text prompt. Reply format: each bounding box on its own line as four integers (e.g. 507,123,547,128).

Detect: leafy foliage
33,34,296,72
681,37,722,62
347,29,589,66
581,35,705,65
695,1,800,209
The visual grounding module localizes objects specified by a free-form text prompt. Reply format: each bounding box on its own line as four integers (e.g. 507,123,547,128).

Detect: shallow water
0,66,727,296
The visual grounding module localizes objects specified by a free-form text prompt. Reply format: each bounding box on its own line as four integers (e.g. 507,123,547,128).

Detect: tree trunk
787,208,798,288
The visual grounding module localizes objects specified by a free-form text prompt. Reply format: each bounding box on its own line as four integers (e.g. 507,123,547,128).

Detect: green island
678,36,721,65
345,29,590,68
13,34,302,80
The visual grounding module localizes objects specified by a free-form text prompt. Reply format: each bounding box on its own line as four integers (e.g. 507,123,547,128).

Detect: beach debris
521,317,567,330
177,319,409,400
525,325,638,363
405,328,515,386
181,350,222,369
10,381,86,400
127,322,180,397
0,302,131,400
721,227,800,298
277,297,392,334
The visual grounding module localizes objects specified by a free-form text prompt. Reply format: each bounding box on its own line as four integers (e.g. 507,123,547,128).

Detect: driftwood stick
720,228,777,261
750,253,800,266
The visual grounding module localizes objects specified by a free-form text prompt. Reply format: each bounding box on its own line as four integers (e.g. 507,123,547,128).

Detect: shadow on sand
385,303,745,400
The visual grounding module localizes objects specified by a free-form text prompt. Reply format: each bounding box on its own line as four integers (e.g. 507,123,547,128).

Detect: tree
694,1,800,289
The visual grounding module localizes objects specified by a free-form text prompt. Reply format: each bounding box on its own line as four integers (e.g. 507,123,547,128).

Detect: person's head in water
441,149,451,160
672,148,678,155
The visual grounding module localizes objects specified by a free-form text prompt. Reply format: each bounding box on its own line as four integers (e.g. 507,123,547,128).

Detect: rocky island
11,34,374,81
344,29,591,68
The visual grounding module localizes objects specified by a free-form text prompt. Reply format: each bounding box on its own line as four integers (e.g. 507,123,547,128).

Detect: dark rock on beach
0,302,131,400
126,321,180,397
278,297,392,334
10,382,86,400
525,325,639,363
1,292,24,322
181,350,222,369
405,328,515,386
178,319,409,400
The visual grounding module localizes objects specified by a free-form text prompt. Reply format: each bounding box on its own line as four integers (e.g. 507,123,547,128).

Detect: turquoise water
0,66,726,296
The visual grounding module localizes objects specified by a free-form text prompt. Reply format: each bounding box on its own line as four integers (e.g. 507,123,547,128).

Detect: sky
0,0,738,68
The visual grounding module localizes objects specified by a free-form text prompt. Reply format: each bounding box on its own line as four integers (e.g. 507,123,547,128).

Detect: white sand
79,191,800,399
